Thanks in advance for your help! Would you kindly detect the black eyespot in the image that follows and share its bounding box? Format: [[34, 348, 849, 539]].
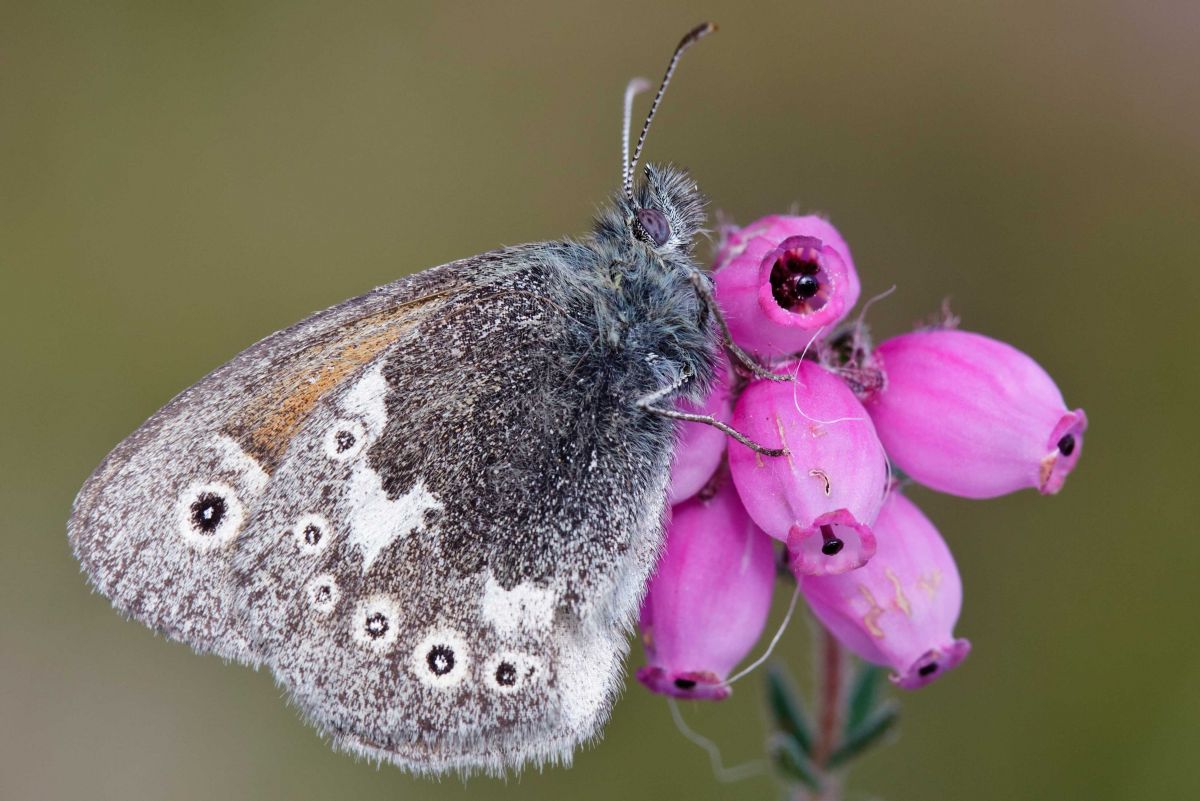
[[364, 612, 389, 640], [495, 661, 518, 687], [636, 208, 671, 246], [314, 584, 332, 603], [918, 662, 939, 677], [427, 645, 455, 676], [1057, 433, 1076, 457], [303, 523, 322, 546], [334, 429, 357, 453], [189, 492, 227, 534]]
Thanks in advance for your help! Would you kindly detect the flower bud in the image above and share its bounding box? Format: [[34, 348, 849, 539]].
[[728, 360, 888, 576], [714, 215, 861, 357], [801, 490, 970, 689], [637, 480, 776, 700], [864, 330, 1088, 499], [667, 355, 733, 505]]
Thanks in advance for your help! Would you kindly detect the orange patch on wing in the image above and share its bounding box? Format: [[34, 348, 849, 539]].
[[225, 295, 444, 471]]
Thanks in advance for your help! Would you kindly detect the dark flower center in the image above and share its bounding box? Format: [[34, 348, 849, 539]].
[[769, 244, 830, 313], [918, 662, 939, 677], [820, 524, 844, 556], [673, 678, 697, 690], [1057, 433, 1076, 457]]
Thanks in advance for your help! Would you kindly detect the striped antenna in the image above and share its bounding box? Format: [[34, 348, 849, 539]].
[[623, 22, 717, 203], [621, 77, 653, 199]]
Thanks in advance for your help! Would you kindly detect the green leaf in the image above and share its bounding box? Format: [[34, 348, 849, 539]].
[[770, 733, 822, 792], [766, 665, 814, 755], [828, 703, 899, 769], [844, 661, 886, 736]]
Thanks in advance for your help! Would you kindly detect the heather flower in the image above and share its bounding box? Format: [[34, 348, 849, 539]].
[[637, 479, 776, 700], [667, 354, 733, 505], [864, 330, 1087, 499], [728, 360, 887, 576], [714, 215, 861, 358], [801, 490, 970, 689]]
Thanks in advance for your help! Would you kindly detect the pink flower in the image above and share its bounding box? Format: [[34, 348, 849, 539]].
[[714, 215, 861, 358], [728, 360, 888, 576], [801, 490, 970, 689], [864, 330, 1087, 499], [667, 355, 733, 505], [637, 480, 776, 701]]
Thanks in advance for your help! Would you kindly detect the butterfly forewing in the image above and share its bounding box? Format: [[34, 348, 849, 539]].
[[67, 260, 468, 664]]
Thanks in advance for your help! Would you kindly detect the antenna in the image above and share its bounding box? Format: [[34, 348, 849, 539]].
[[621, 77, 652, 198], [623, 21, 717, 203]]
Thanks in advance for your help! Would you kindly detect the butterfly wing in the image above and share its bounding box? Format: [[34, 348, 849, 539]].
[[71, 242, 680, 774], [231, 243, 675, 773], [68, 257, 471, 663]]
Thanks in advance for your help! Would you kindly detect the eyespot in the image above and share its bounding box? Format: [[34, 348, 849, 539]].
[[323, 419, 367, 461], [495, 661, 517, 687], [635, 208, 671, 246], [292, 513, 332, 555], [305, 574, 340, 614], [176, 482, 245, 550], [427, 645, 455, 676], [484, 652, 543, 694], [351, 596, 400, 650], [411, 629, 469, 688]]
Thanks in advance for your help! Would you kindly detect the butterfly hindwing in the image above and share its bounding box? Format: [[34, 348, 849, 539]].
[[230, 243, 675, 773]]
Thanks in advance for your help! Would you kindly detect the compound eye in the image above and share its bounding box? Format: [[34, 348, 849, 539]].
[[636, 208, 671, 246]]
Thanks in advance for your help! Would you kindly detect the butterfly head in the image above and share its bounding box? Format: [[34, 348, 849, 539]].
[[623, 162, 706, 254], [599, 23, 715, 259]]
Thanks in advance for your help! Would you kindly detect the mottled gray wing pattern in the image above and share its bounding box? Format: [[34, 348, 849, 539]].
[[68, 258, 471, 664], [71, 242, 679, 774], [231, 244, 676, 774]]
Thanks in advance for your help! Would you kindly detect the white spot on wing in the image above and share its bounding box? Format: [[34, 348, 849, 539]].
[[214, 435, 268, 493], [555, 623, 620, 731], [346, 466, 441, 572], [481, 573, 557, 635], [340, 362, 388, 436]]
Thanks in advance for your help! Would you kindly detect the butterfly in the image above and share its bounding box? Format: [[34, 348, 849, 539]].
[[68, 23, 781, 776]]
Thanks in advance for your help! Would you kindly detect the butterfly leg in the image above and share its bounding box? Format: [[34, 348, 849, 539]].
[[687, 271, 789, 383], [640, 401, 787, 457], [635, 372, 787, 458]]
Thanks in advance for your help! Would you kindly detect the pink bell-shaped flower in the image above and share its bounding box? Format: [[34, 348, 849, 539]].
[[864, 330, 1087, 499], [637, 479, 776, 701], [800, 490, 970, 689], [667, 354, 734, 505], [728, 360, 888, 576], [714, 215, 861, 358]]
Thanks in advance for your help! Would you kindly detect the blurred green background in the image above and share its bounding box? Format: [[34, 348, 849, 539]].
[[3, 1, 1197, 799]]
